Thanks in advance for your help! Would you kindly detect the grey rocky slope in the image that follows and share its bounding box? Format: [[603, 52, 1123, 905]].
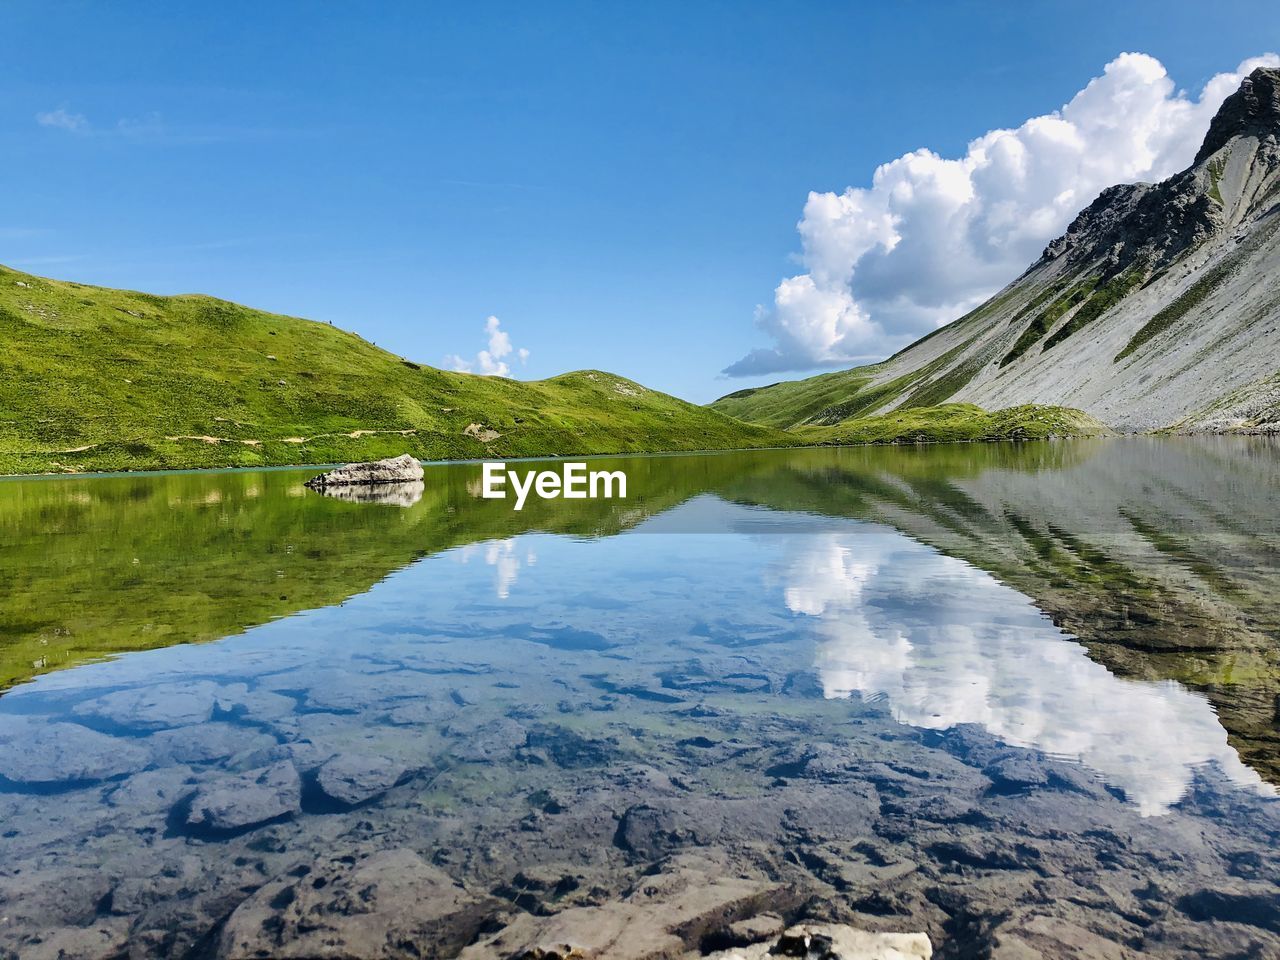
[[717, 68, 1280, 434]]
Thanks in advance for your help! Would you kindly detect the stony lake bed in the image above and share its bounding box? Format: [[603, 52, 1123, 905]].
[[0, 440, 1278, 959]]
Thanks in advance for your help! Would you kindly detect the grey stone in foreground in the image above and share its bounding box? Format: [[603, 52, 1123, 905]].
[[460, 853, 802, 960], [217, 848, 494, 959], [316, 753, 406, 805], [186, 761, 300, 832], [304, 453, 424, 488], [708, 923, 932, 960], [0, 720, 149, 784], [0, 865, 128, 960]]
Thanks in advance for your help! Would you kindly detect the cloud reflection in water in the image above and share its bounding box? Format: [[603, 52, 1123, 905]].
[[782, 531, 1272, 816]]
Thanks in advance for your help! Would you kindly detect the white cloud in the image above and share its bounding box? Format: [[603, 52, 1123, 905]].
[[36, 107, 89, 133], [444, 315, 530, 377], [725, 52, 1280, 377], [114, 111, 165, 136]]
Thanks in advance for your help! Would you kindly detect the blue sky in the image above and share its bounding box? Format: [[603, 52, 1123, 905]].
[[4, 1, 1279, 402]]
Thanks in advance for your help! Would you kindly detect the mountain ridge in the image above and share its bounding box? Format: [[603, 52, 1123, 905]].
[[1, 262, 1108, 475], [713, 68, 1280, 435], [0, 263, 797, 474]]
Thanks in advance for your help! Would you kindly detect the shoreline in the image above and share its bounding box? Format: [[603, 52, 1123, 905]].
[[0, 431, 1125, 481], [5, 426, 1272, 482]]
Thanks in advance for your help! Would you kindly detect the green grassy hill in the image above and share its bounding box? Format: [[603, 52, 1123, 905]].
[[712, 366, 885, 429], [710, 348, 1110, 445], [0, 264, 794, 474], [0, 263, 1108, 475], [794, 403, 1110, 445], [708, 324, 997, 430]]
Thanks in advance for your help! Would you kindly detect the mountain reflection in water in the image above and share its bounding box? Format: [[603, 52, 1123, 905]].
[[1, 437, 1278, 788], [782, 530, 1270, 815]]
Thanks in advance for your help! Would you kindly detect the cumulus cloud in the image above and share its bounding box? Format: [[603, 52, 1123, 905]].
[[36, 107, 89, 133], [444, 315, 530, 377], [725, 52, 1280, 377]]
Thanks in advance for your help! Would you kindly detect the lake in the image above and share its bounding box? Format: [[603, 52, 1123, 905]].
[[1, 438, 1278, 959]]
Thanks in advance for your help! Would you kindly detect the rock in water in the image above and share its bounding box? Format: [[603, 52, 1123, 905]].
[[72, 680, 223, 731], [148, 722, 278, 765], [304, 453, 423, 489], [710, 922, 932, 959], [460, 853, 803, 959], [217, 849, 495, 959], [0, 718, 149, 785], [316, 753, 406, 805], [185, 762, 301, 832]]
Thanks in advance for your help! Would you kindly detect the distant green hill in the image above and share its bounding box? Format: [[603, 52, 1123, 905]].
[[711, 345, 1109, 443], [0, 263, 1108, 475], [0, 263, 794, 474], [710, 356, 942, 429]]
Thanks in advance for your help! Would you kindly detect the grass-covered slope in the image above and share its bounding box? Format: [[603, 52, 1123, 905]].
[[796, 403, 1111, 445], [712, 366, 885, 429], [0, 264, 793, 474], [709, 297, 1015, 431]]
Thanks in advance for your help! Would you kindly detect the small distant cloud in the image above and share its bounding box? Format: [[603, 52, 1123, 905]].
[[35, 107, 168, 138], [36, 108, 88, 133], [31, 107, 316, 145], [445, 316, 530, 377], [114, 111, 165, 136]]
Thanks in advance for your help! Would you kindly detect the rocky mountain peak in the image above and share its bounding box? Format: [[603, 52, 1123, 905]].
[[1037, 69, 1280, 273], [1037, 169, 1218, 273], [1194, 66, 1280, 164]]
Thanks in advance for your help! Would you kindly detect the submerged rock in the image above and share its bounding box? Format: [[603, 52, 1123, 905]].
[[727, 913, 787, 944], [304, 454, 424, 489], [460, 853, 801, 959], [107, 765, 197, 812], [149, 722, 277, 765], [0, 719, 149, 785], [185, 761, 300, 832], [708, 922, 932, 960], [316, 753, 406, 805], [72, 680, 223, 731], [449, 717, 529, 763], [217, 848, 494, 959]]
